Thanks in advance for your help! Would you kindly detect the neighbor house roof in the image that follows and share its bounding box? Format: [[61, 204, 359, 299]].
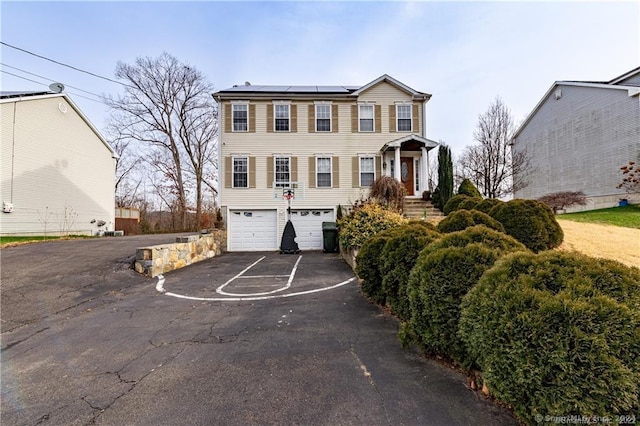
[[213, 74, 431, 101], [512, 67, 640, 140], [0, 91, 117, 158]]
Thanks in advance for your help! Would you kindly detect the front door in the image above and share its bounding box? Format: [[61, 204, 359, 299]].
[[400, 157, 414, 195]]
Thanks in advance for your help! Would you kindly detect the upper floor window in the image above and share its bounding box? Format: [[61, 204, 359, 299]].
[[316, 157, 332, 187], [397, 104, 412, 132], [359, 104, 374, 132], [316, 105, 331, 132], [232, 104, 248, 132], [233, 156, 248, 188], [275, 104, 290, 132], [360, 156, 375, 186], [275, 156, 291, 187]]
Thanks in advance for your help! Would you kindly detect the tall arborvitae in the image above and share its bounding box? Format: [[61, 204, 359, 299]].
[[437, 144, 454, 209]]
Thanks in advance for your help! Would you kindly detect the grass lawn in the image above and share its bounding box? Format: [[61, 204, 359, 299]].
[[0, 235, 93, 247], [558, 204, 640, 229]]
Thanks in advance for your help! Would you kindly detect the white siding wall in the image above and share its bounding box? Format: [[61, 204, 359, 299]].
[[219, 81, 424, 245], [513, 85, 640, 209], [0, 96, 115, 235]]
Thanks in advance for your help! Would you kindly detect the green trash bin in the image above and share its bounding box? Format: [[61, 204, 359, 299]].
[[322, 221, 338, 253]]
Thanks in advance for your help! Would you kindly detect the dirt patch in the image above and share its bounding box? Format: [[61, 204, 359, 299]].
[[556, 219, 640, 268]]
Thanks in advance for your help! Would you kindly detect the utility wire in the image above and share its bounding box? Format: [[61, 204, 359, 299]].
[[1, 70, 106, 104], [1, 62, 104, 98], [1, 41, 131, 88]]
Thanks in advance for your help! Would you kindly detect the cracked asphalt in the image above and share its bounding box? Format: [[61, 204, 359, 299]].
[[1, 235, 517, 425]]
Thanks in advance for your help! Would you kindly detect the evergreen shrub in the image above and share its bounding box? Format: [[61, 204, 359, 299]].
[[437, 209, 504, 234], [355, 227, 404, 304], [457, 178, 482, 198], [443, 194, 473, 215], [489, 199, 563, 252], [337, 201, 406, 250], [406, 227, 526, 364], [380, 226, 440, 320], [459, 251, 640, 422], [473, 198, 504, 214]]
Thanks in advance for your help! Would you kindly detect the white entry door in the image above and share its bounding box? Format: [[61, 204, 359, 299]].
[[228, 210, 278, 251], [290, 209, 334, 250]]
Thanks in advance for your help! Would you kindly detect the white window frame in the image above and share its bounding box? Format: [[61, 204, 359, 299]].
[[315, 104, 331, 132], [358, 104, 374, 132], [232, 103, 249, 132], [274, 103, 290, 132], [359, 155, 376, 187], [274, 156, 291, 188], [232, 156, 249, 188], [396, 104, 412, 132], [316, 156, 332, 188]]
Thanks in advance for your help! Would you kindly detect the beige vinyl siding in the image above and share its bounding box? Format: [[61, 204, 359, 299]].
[[219, 81, 424, 210], [0, 96, 115, 235]]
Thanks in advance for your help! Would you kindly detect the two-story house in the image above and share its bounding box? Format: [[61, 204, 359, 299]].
[[512, 66, 640, 211], [213, 75, 438, 251]]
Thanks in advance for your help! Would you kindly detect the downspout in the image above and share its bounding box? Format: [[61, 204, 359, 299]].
[[10, 99, 19, 203]]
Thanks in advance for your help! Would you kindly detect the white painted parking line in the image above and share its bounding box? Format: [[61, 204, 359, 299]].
[[216, 255, 302, 297], [156, 277, 356, 302], [154, 254, 356, 301]]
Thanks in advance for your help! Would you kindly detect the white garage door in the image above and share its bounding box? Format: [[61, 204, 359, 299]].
[[290, 209, 335, 250], [229, 210, 278, 251]]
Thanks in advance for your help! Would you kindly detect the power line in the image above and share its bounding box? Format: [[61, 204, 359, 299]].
[[1, 62, 104, 98], [1, 70, 107, 105], [1, 41, 131, 88]]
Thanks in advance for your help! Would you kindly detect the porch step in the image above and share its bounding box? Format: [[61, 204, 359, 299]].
[[403, 198, 443, 220]]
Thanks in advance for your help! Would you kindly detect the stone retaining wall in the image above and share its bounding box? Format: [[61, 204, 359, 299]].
[[134, 231, 226, 278]]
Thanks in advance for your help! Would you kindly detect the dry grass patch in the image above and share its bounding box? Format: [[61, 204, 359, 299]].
[[556, 219, 640, 268]]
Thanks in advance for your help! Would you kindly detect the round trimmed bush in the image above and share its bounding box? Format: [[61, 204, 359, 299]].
[[338, 202, 406, 250], [406, 227, 526, 364], [355, 226, 405, 304], [437, 209, 504, 234], [443, 194, 474, 215], [380, 226, 440, 320], [457, 178, 482, 198], [457, 197, 481, 211], [459, 251, 640, 422], [473, 198, 504, 214], [489, 199, 563, 252]]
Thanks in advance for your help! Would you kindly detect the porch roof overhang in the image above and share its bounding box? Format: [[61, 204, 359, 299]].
[[380, 134, 439, 153]]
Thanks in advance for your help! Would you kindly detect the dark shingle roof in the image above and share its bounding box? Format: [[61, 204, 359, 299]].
[[0, 91, 53, 99]]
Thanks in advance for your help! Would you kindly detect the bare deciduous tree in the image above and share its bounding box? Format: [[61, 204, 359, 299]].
[[106, 52, 218, 230], [458, 97, 531, 199]]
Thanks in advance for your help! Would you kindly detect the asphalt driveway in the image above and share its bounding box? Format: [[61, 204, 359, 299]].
[[1, 235, 517, 425]]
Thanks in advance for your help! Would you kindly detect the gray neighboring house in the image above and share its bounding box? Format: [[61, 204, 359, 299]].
[[512, 67, 640, 211]]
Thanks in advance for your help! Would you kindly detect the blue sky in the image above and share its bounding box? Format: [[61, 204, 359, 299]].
[[2, 1, 638, 157]]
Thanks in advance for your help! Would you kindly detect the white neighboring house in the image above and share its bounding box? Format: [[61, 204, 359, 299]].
[[512, 67, 640, 211], [1, 91, 117, 236], [213, 75, 438, 251]]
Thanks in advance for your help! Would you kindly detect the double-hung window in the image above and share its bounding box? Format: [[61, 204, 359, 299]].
[[397, 104, 412, 132], [316, 105, 331, 132], [275, 104, 290, 132], [360, 156, 375, 186], [359, 104, 374, 132], [233, 157, 248, 188], [316, 157, 332, 187], [275, 157, 291, 187], [232, 104, 248, 132]]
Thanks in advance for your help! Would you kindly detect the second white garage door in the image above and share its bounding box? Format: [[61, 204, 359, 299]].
[[228, 210, 278, 251], [290, 209, 335, 250]]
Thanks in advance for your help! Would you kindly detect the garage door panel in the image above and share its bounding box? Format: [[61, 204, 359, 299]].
[[229, 210, 277, 251], [290, 209, 334, 250]]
